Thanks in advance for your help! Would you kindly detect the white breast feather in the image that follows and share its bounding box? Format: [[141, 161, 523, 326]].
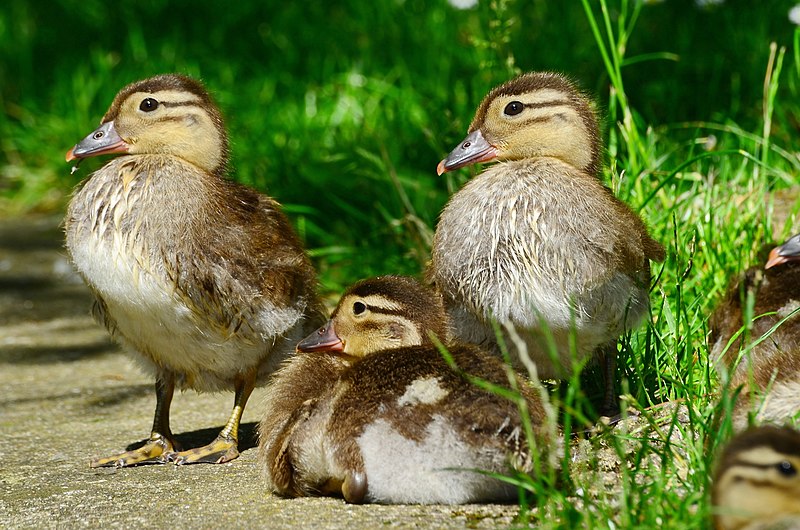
[[356, 416, 516, 504]]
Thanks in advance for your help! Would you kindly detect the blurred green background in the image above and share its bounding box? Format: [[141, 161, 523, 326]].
[[1, 0, 798, 296]]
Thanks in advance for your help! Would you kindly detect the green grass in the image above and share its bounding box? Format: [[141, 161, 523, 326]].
[[3, 0, 800, 527]]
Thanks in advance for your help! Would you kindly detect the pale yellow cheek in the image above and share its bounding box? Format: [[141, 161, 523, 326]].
[[343, 335, 375, 357]]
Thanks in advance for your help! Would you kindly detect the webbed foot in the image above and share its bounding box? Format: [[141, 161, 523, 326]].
[[167, 435, 239, 465], [90, 433, 179, 468]]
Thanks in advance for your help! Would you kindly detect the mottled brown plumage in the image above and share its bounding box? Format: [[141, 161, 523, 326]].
[[428, 72, 664, 411], [712, 425, 800, 530], [257, 275, 549, 504], [64, 74, 324, 467], [709, 234, 800, 428]]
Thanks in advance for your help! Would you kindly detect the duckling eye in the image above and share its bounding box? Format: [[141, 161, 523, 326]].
[[504, 101, 524, 116], [139, 98, 159, 112], [777, 461, 797, 477], [352, 301, 367, 316]]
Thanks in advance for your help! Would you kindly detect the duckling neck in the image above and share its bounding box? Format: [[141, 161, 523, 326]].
[[471, 158, 600, 201], [68, 154, 216, 243], [492, 156, 596, 177]]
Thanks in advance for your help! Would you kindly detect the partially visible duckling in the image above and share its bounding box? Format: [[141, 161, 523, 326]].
[[709, 234, 800, 428], [428, 72, 664, 412], [712, 425, 800, 530], [257, 275, 549, 504]]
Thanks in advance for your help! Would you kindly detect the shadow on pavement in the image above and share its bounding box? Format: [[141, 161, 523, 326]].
[[122, 422, 259, 454], [0, 341, 117, 364]]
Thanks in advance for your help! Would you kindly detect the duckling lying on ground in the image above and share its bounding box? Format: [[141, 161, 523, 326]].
[[712, 425, 800, 530], [709, 234, 800, 429], [428, 72, 665, 412], [258, 275, 550, 504], [65, 74, 324, 467]]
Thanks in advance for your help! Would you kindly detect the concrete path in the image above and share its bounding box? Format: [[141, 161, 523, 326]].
[[0, 215, 520, 529]]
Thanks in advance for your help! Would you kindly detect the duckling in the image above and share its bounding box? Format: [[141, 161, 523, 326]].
[[712, 425, 800, 530], [257, 275, 549, 504], [709, 234, 800, 428], [428, 72, 665, 411], [64, 74, 324, 467]]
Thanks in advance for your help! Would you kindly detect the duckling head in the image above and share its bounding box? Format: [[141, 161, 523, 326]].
[[766, 233, 800, 269], [437, 72, 601, 178], [713, 425, 800, 530], [296, 276, 449, 359], [66, 73, 229, 176]]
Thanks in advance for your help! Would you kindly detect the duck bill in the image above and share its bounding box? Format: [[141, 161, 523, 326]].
[[766, 239, 800, 269], [65, 121, 130, 162], [296, 320, 345, 353], [766, 248, 788, 269], [436, 129, 499, 175]]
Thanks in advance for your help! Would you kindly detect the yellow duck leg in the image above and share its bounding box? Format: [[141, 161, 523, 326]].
[[90, 374, 179, 468], [168, 368, 257, 465]]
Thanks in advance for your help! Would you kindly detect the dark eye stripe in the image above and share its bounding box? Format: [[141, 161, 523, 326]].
[[150, 106, 207, 124], [362, 305, 407, 317], [159, 100, 202, 108], [154, 116, 189, 124], [521, 99, 571, 109], [358, 320, 382, 331]]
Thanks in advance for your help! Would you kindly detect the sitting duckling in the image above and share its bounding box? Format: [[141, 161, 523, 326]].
[[712, 425, 800, 530], [428, 72, 665, 411], [709, 234, 800, 428], [258, 275, 550, 504], [64, 74, 324, 467]]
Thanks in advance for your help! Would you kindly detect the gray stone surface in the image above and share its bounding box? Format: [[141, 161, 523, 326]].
[[0, 215, 521, 529]]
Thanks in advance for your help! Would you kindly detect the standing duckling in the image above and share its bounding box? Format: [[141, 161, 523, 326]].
[[710, 234, 800, 428], [428, 72, 665, 410], [712, 425, 800, 530], [258, 276, 549, 504], [65, 74, 324, 467]]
